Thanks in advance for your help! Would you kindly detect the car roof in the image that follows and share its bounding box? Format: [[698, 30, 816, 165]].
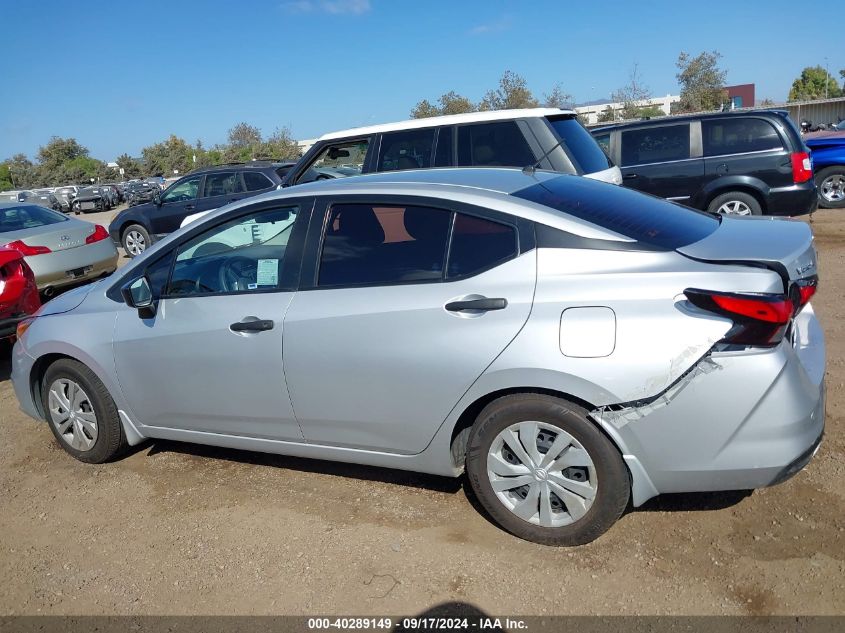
[[591, 109, 791, 132], [187, 161, 295, 175], [318, 108, 576, 141]]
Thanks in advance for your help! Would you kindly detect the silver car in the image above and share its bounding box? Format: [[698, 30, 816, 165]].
[[10, 169, 825, 545], [0, 202, 118, 295]]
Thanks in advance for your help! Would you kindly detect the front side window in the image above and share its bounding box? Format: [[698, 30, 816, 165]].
[[702, 118, 783, 156], [620, 124, 690, 166], [457, 121, 535, 167], [296, 140, 369, 184], [161, 175, 202, 203], [243, 171, 273, 191], [203, 172, 245, 198], [318, 204, 450, 286], [166, 206, 298, 296], [0, 204, 67, 232], [378, 129, 435, 171]]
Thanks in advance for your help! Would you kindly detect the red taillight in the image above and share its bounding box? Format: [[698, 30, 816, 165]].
[[3, 239, 51, 256], [86, 224, 109, 244], [685, 288, 792, 347], [790, 151, 812, 184]]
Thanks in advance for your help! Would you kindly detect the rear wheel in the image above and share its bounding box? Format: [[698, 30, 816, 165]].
[[42, 359, 126, 464], [815, 166, 845, 209], [465, 394, 630, 546], [122, 224, 150, 258], [708, 191, 762, 216]]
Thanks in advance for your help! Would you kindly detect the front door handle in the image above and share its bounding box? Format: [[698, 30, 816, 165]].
[[445, 298, 507, 312], [230, 318, 274, 332], [229, 197, 242, 203], [623, 173, 638, 180], [184, 204, 195, 211]]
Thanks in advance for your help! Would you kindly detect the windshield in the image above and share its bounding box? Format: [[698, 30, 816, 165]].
[[547, 116, 614, 174], [512, 174, 719, 250], [0, 204, 68, 233]]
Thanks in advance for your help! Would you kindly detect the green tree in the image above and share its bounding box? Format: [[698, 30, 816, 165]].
[[141, 135, 193, 176], [479, 70, 539, 111], [227, 122, 263, 148], [612, 64, 652, 120], [635, 105, 665, 118], [675, 51, 727, 113], [59, 156, 108, 185], [116, 153, 144, 179], [36, 137, 88, 175], [543, 84, 573, 109], [410, 92, 475, 119], [5, 154, 38, 189], [788, 66, 843, 101], [0, 163, 13, 191], [597, 105, 616, 123], [410, 99, 440, 119], [257, 126, 301, 160]]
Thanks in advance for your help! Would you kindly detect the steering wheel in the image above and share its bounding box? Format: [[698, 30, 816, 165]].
[[218, 256, 258, 292]]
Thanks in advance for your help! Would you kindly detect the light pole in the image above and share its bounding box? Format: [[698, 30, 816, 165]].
[[825, 57, 829, 99]]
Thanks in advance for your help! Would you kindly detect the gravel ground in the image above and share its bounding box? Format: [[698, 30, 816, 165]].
[[0, 208, 842, 616]]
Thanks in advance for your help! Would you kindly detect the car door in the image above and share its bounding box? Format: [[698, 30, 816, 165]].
[[618, 122, 704, 202], [194, 171, 247, 215], [148, 174, 204, 235], [112, 200, 308, 440], [283, 197, 536, 454]]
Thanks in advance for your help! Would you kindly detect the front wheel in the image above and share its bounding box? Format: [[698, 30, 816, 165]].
[[42, 359, 127, 464], [707, 191, 762, 216], [815, 166, 845, 209], [122, 224, 150, 258], [465, 394, 630, 546]]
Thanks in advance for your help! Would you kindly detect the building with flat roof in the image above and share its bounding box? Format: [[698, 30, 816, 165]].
[[575, 94, 680, 125]]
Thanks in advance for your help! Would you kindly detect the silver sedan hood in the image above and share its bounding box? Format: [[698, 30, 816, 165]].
[[677, 216, 816, 283]]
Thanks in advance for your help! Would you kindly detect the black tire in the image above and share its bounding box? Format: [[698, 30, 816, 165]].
[[41, 358, 127, 464], [465, 394, 630, 546], [121, 224, 151, 258], [815, 166, 845, 209], [707, 191, 762, 216]]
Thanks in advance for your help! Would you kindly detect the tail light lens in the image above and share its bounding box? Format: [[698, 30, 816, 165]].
[[685, 288, 793, 347], [791, 151, 812, 183], [86, 224, 109, 244], [3, 239, 51, 256]]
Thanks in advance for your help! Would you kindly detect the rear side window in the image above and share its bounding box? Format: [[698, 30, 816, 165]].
[[620, 124, 690, 166], [318, 204, 451, 286], [243, 171, 273, 191], [457, 121, 535, 167], [378, 129, 435, 171], [547, 117, 613, 173], [512, 175, 718, 250], [702, 118, 784, 156], [434, 127, 453, 167], [203, 172, 245, 197], [447, 214, 517, 279]]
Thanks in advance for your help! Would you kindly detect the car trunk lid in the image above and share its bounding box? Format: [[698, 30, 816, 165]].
[[676, 216, 816, 286], [6, 222, 96, 253]]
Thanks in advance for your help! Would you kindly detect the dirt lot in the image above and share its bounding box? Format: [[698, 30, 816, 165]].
[[0, 209, 843, 616]]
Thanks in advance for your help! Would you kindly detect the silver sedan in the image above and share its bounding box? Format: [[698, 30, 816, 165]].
[[10, 169, 825, 545], [0, 202, 118, 294]]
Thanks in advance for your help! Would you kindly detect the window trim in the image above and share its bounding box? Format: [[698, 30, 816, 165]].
[[300, 194, 527, 292]]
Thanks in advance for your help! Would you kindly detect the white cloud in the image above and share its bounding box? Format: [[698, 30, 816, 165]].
[[282, 0, 371, 14]]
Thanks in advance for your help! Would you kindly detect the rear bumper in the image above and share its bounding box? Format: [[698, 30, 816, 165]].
[[613, 304, 825, 499], [26, 240, 119, 290], [766, 181, 818, 216]]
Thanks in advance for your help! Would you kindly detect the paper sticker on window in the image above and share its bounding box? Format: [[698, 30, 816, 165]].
[[256, 259, 279, 286]]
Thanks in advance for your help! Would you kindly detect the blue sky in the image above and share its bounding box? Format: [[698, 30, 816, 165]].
[[1, 0, 841, 161]]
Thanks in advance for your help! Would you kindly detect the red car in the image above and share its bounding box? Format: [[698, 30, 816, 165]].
[[0, 247, 40, 341]]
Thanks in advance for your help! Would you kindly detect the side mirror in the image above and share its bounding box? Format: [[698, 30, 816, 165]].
[[153, 192, 162, 206], [121, 277, 156, 318]]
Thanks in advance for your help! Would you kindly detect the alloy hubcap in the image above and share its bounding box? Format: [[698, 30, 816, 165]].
[[486, 421, 597, 528], [821, 175, 845, 203], [125, 231, 146, 255], [717, 200, 752, 215], [48, 379, 98, 451]]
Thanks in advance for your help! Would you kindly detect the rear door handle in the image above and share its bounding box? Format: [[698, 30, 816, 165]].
[[230, 318, 274, 332], [623, 173, 638, 180], [445, 298, 507, 312], [229, 197, 242, 203]]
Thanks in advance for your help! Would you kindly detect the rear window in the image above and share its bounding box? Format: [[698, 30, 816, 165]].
[[512, 175, 718, 250], [702, 118, 783, 156], [547, 116, 613, 173], [0, 204, 68, 233]]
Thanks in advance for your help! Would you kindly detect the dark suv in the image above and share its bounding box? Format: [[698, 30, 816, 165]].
[[591, 110, 817, 216], [109, 162, 294, 257]]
